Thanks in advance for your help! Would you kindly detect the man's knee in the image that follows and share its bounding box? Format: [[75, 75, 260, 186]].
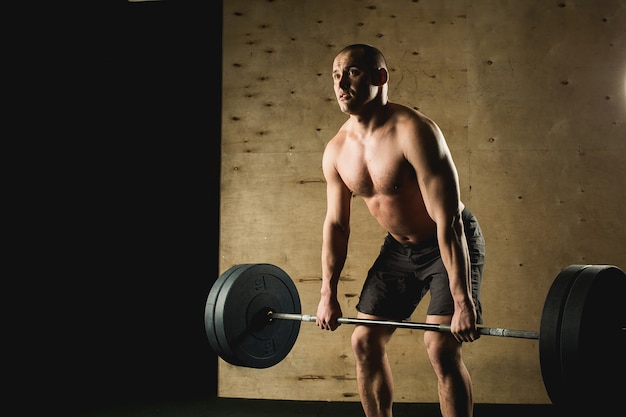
[[424, 332, 462, 370], [351, 326, 393, 361]]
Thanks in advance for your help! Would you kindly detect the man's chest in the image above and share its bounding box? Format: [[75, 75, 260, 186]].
[[337, 144, 415, 197]]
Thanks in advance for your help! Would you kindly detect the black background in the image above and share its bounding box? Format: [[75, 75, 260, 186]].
[[22, 2, 222, 415]]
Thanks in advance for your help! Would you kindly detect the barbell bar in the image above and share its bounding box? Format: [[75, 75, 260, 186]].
[[268, 312, 540, 339], [205, 262, 626, 410]]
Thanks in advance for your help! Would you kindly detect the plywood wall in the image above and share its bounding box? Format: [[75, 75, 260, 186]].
[[218, 0, 626, 404]]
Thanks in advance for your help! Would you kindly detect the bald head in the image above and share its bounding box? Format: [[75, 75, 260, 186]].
[[332, 44, 390, 112], [337, 44, 388, 73]]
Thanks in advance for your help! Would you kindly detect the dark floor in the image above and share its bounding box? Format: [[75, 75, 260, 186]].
[[72, 397, 560, 417]]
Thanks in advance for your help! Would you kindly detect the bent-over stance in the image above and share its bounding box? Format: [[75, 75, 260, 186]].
[[315, 44, 486, 417]]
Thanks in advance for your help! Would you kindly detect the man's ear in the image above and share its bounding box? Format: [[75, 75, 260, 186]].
[[372, 67, 388, 86]]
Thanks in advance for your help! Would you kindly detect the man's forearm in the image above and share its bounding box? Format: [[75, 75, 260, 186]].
[[438, 218, 472, 302], [321, 223, 349, 295]]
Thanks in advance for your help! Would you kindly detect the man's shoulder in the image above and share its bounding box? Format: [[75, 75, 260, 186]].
[[390, 102, 432, 121], [389, 103, 437, 135], [327, 121, 350, 145]]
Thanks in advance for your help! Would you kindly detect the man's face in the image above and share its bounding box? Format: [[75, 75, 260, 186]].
[[332, 51, 376, 114]]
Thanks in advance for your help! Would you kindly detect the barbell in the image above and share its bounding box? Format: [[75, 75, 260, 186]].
[[205, 263, 625, 409]]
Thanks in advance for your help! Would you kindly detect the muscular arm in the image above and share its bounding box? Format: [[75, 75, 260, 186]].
[[405, 116, 478, 342], [317, 141, 352, 331]]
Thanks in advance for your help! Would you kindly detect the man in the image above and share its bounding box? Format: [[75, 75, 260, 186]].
[[315, 44, 486, 417]]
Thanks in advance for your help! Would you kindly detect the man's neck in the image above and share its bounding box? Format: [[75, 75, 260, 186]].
[[350, 100, 392, 135]]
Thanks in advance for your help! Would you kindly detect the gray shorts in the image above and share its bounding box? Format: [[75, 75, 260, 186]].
[[355, 208, 485, 323]]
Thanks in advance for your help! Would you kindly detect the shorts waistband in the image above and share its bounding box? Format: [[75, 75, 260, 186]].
[[383, 207, 473, 256], [383, 233, 438, 256]]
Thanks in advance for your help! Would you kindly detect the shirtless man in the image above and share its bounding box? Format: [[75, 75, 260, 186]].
[[315, 44, 486, 417]]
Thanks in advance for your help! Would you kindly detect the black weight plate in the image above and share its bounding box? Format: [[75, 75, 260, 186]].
[[558, 264, 626, 411], [539, 264, 586, 406], [213, 263, 301, 368], [205, 264, 249, 365]]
